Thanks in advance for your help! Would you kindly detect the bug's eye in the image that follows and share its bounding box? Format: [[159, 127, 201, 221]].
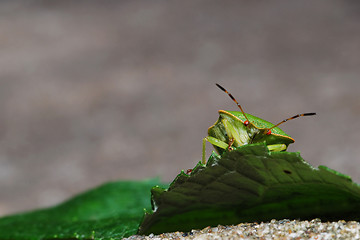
[[244, 120, 249, 126], [266, 129, 271, 135]]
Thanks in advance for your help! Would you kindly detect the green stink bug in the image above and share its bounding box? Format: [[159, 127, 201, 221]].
[[202, 84, 315, 163]]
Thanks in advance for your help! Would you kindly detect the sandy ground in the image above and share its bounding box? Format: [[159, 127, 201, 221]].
[[125, 219, 360, 240], [1, 1, 360, 216]]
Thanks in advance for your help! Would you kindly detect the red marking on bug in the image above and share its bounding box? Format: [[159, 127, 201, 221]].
[[244, 120, 249, 126], [186, 169, 192, 174], [266, 129, 272, 135]]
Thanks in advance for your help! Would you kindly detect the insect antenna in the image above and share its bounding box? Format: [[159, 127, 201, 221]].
[[267, 112, 316, 134], [216, 83, 250, 125]]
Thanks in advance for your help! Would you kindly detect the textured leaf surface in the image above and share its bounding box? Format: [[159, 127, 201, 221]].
[[139, 143, 360, 234], [0, 179, 165, 240]]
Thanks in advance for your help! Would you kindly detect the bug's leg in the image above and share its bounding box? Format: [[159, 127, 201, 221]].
[[267, 144, 287, 152], [206, 137, 228, 149], [201, 136, 229, 164], [202, 137, 228, 164], [202, 138, 206, 164], [228, 138, 235, 151]]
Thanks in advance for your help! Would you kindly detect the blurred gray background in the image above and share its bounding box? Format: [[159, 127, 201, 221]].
[[1, 0, 360, 216]]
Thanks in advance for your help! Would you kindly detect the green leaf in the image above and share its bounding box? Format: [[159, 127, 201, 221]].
[[138, 143, 360, 234], [0, 179, 165, 240], [3, 143, 360, 238]]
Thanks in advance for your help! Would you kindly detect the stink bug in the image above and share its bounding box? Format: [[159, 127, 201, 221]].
[[202, 83, 316, 163]]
